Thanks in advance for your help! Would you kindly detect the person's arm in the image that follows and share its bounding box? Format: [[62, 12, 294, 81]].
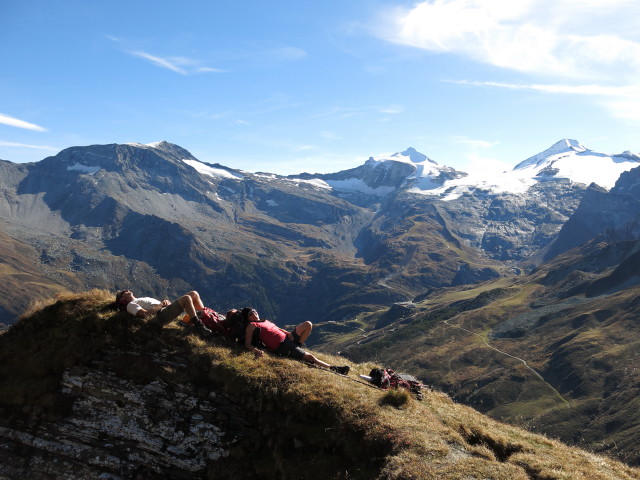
[[132, 299, 168, 318], [127, 302, 148, 318], [140, 303, 167, 317], [245, 324, 263, 357], [277, 326, 294, 340]]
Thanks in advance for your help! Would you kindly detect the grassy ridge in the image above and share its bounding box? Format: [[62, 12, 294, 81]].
[[1, 291, 639, 479]]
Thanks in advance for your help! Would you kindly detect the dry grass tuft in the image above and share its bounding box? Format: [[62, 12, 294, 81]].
[[379, 389, 412, 409]]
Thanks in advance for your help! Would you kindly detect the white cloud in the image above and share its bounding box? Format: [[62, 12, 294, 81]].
[[0, 113, 47, 132], [320, 130, 341, 140], [0, 141, 57, 150], [451, 80, 640, 121], [379, 105, 404, 114], [315, 104, 404, 119], [450, 80, 640, 97], [271, 46, 307, 60], [385, 0, 640, 80], [293, 144, 316, 151], [129, 51, 187, 74], [127, 50, 223, 75], [600, 98, 640, 121], [451, 135, 499, 149]]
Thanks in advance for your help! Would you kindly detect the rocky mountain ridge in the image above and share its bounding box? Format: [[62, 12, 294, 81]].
[[1, 139, 639, 328]]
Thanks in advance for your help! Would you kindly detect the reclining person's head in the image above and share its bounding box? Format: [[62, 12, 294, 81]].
[[115, 289, 133, 310], [241, 307, 261, 323]]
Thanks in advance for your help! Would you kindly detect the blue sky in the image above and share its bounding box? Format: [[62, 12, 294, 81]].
[[3, 0, 640, 175]]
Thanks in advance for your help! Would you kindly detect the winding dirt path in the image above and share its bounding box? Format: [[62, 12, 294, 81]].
[[442, 316, 571, 408]]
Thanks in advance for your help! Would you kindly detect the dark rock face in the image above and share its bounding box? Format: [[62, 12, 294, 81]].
[[0, 349, 247, 480], [434, 180, 588, 261], [547, 166, 640, 261]]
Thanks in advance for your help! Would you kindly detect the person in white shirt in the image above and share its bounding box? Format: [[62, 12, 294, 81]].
[[115, 289, 211, 335]]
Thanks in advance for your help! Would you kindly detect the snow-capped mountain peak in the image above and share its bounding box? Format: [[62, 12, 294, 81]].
[[297, 148, 467, 198], [513, 138, 587, 170], [509, 139, 639, 188], [392, 147, 436, 165]]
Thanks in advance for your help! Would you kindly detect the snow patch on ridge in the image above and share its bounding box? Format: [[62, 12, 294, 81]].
[[289, 178, 332, 189], [182, 159, 243, 180]]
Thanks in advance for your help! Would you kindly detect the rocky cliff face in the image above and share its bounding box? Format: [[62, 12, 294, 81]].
[[0, 351, 244, 479], [548, 165, 640, 260]]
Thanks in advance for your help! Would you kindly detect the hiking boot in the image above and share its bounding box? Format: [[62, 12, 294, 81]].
[[192, 317, 212, 337], [330, 365, 350, 375]]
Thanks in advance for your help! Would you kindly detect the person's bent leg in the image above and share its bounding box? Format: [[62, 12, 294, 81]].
[[177, 294, 197, 318], [186, 291, 204, 311], [293, 321, 313, 345], [178, 293, 211, 336]]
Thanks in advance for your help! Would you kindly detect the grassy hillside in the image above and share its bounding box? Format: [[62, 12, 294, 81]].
[[0, 229, 73, 329], [1, 291, 639, 479], [328, 263, 640, 467]]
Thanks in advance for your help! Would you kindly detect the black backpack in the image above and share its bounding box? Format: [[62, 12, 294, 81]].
[[224, 309, 248, 344]]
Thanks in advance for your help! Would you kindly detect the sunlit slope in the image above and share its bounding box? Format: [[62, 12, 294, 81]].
[[1, 291, 638, 479]]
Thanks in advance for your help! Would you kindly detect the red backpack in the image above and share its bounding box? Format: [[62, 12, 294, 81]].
[[183, 308, 232, 337], [369, 368, 425, 399]]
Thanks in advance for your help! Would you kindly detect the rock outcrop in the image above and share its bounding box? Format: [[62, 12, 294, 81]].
[[0, 348, 244, 479]]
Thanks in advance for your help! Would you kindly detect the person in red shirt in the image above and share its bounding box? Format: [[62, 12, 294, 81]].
[[242, 307, 349, 375]]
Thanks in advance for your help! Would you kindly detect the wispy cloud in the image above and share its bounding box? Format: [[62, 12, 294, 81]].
[[379, 105, 404, 114], [270, 46, 307, 61], [450, 80, 640, 98], [127, 50, 224, 75], [320, 130, 341, 140], [0, 141, 57, 150], [384, 0, 640, 81], [0, 113, 47, 131], [451, 135, 499, 149], [451, 80, 640, 121], [293, 144, 316, 151], [315, 104, 405, 119]]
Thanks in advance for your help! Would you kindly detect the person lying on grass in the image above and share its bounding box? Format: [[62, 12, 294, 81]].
[[115, 289, 212, 336], [242, 307, 349, 375]]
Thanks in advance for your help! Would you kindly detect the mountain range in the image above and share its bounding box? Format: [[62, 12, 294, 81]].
[[2, 138, 640, 467], [2, 138, 637, 328]]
